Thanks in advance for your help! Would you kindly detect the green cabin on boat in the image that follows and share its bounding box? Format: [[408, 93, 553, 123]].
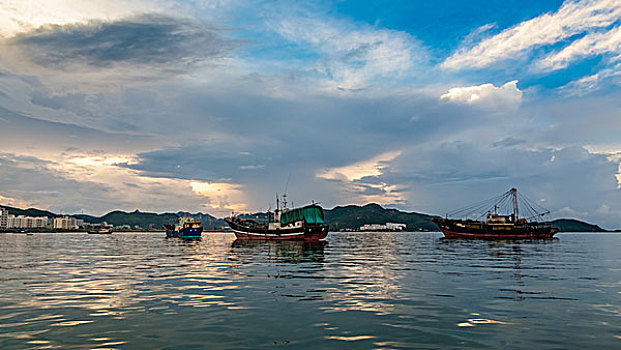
[[279, 205, 325, 226]]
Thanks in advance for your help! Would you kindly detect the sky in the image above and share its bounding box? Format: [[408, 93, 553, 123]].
[[1, 0, 621, 228]]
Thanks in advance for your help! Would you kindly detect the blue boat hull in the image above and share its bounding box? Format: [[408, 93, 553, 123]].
[[166, 227, 203, 239]]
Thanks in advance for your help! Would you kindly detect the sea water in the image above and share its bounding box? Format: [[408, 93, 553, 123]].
[[0, 232, 619, 349]]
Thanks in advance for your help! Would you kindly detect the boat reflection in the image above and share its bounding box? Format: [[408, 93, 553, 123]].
[[230, 239, 327, 263]]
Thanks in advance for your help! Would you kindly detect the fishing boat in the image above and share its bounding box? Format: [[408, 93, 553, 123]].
[[433, 188, 558, 239], [164, 217, 203, 239], [87, 228, 113, 234], [225, 196, 329, 241]]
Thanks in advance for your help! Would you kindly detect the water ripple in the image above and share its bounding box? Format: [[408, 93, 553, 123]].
[[0, 232, 620, 349]]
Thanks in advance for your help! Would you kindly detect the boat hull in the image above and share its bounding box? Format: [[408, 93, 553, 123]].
[[434, 218, 558, 239], [87, 229, 113, 234], [439, 228, 557, 239], [225, 219, 328, 241]]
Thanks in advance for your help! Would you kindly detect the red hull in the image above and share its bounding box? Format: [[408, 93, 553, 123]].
[[440, 228, 556, 239], [233, 230, 328, 241]]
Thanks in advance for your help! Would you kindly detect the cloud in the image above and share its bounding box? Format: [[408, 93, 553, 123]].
[[0, 105, 159, 156], [190, 181, 247, 212], [442, 0, 621, 70], [272, 15, 426, 90], [440, 80, 522, 111], [0, 150, 248, 217], [558, 61, 621, 94], [381, 143, 621, 228], [315, 151, 406, 205], [5, 15, 233, 70], [0, 194, 30, 208], [492, 137, 527, 148], [317, 151, 402, 182], [0, 0, 158, 38], [538, 25, 621, 71]]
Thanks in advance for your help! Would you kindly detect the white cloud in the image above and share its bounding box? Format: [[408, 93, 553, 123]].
[[559, 61, 621, 94], [190, 181, 248, 213], [538, 25, 621, 71], [316, 151, 406, 206], [317, 151, 401, 182], [0, 0, 162, 38], [440, 80, 522, 111], [442, 0, 621, 70], [273, 16, 423, 90], [0, 150, 249, 216]]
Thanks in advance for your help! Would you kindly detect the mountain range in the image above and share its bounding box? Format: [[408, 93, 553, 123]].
[[2, 203, 610, 232]]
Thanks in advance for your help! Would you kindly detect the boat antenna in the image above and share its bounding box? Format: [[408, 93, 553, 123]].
[[284, 173, 291, 195], [282, 173, 291, 209]]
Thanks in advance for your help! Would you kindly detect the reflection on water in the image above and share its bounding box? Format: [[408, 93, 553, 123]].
[[0, 232, 620, 349], [230, 239, 327, 263]]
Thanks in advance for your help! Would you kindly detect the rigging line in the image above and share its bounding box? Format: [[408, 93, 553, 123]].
[[463, 195, 509, 218], [447, 193, 506, 216], [517, 192, 550, 221], [519, 192, 543, 217], [519, 191, 549, 212], [475, 195, 509, 219], [449, 193, 506, 213], [456, 199, 500, 218]]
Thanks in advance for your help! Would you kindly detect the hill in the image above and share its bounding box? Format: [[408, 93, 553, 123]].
[[75, 210, 228, 230], [325, 203, 438, 231], [2, 204, 612, 232], [4, 206, 60, 218], [550, 219, 606, 232], [75, 210, 179, 229]]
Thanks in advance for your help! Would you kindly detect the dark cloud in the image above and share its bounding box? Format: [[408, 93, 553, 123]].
[[0, 153, 114, 212], [9, 15, 233, 69], [381, 143, 621, 228], [493, 137, 526, 148], [0, 106, 159, 154]]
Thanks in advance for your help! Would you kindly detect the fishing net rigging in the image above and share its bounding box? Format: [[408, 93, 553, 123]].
[[445, 188, 551, 222]]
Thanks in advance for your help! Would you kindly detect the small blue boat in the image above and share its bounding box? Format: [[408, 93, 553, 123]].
[[164, 217, 203, 239]]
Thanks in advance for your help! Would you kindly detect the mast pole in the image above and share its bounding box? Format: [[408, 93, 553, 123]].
[[511, 188, 519, 221]]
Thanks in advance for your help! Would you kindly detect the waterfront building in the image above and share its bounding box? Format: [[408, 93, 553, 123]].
[[386, 222, 406, 230], [7, 214, 50, 229], [53, 216, 82, 229], [360, 223, 387, 231], [70, 217, 84, 228], [359, 222, 407, 231], [0, 207, 8, 229]]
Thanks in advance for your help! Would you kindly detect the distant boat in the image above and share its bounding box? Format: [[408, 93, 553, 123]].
[[87, 228, 113, 234], [225, 196, 329, 241], [164, 217, 203, 239], [433, 188, 558, 239]]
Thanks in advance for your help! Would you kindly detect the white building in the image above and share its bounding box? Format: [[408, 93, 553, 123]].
[[386, 222, 407, 231], [7, 214, 49, 229], [70, 217, 84, 228], [53, 216, 82, 229], [0, 207, 8, 229], [360, 224, 387, 231], [360, 222, 407, 231]]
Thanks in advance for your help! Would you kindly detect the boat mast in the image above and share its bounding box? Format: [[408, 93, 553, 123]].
[[511, 188, 519, 221]]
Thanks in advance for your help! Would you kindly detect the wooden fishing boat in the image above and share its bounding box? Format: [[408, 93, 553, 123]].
[[87, 228, 113, 234], [225, 196, 328, 241], [433, 188, 558, 239]]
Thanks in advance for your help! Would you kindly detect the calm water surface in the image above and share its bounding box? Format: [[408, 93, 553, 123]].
[[1, 232, 620, 349]]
